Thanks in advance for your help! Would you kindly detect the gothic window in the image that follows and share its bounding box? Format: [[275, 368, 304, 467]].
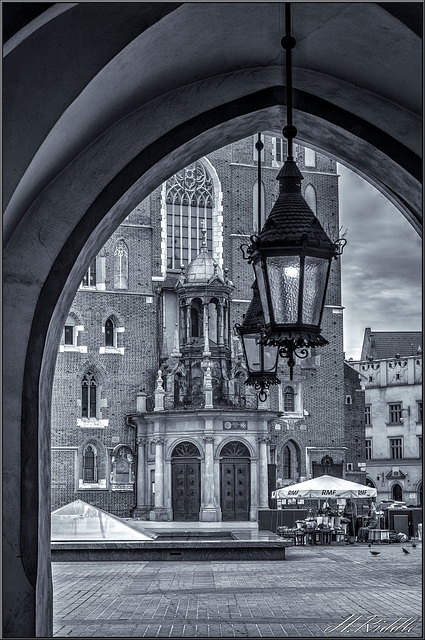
[[105, 318, 114, 347], [282, 445, 291, 479], [83, 444, 97, 482], [253, 180, 266, 231], [304, 184, 317, 215], [283, 386, 295, 412], [81, 371, 97, 418], [82, 259, 96, 287], [64, 315, 76, 346], [114, 241, 128, 289], [166, 161, 213, 270]]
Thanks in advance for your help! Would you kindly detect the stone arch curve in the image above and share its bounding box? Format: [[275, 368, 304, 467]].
[[217, 439, 254, 459], [2, 2, 422, 635], [167, 439, 204, 461]]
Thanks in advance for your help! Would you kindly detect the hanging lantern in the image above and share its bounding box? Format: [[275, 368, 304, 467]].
[[242, 4, 345, 379], [235, 281, 280, 402], [249, 159, 340, 345]]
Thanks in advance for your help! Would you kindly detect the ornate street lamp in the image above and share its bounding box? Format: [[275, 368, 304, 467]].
[[236, 280, 280, 402], [236, 133, 281, 402], [244, 4, 345, 379]]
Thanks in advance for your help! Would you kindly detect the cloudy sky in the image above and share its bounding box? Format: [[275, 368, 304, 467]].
[[337, 164, 422, 360]]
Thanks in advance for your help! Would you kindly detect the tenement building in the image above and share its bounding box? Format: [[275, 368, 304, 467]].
[[348, 329, 422, 507], [51, 135, 365, 520]]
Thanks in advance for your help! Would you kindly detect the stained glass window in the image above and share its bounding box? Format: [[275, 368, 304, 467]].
[[166, 161, 213, 269]]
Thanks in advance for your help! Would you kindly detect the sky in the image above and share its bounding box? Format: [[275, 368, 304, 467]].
[[337, 164, 422, 361]]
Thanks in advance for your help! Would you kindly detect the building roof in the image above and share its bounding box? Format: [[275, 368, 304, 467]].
[[360, 328, 422, 360]]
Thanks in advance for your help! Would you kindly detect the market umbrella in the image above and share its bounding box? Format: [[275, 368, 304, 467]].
[[271, 475, 377, 499]]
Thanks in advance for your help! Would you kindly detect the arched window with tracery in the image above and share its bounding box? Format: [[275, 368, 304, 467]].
[[83, 444, 97, 482], [114, 241, 128, 289], [81, 371, 97, 418], [166, 161, 213, 270], [283, 386, 295, 412]]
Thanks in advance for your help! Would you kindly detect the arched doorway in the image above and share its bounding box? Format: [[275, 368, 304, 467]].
[[392, 483, 403, 502], [366, 477, 376, 489], [220, 441, 250, 521], [171, 442, 201, 521], [417, 482, 422, 507]]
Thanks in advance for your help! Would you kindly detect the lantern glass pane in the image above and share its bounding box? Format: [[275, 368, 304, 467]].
[[266, 256, 300, 323], [243, 333, 261, 372], [263, 344, 279, 373], [253, 264, 270, 325], [302, 256, 329, 324]]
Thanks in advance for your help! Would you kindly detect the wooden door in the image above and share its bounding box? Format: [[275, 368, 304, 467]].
[[172, 460, 200, 521], [221, 459, 250, 521]]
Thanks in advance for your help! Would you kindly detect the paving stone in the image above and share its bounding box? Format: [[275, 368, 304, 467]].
[[53, 543, 422, 637]]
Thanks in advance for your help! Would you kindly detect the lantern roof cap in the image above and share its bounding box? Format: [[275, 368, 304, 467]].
[[256, 191, 335, 251], [240, 281, 264, 333]]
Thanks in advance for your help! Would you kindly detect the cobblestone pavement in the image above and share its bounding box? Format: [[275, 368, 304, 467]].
[[53, 542, 422, 638]]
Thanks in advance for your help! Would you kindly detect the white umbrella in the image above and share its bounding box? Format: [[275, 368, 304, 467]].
[[271, 475, 377, 499]]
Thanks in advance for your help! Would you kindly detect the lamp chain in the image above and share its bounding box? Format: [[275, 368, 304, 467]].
[[281, 3, 297, 160]]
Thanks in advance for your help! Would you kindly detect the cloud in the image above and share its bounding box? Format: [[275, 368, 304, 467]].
[[338, 164, 422, 359]]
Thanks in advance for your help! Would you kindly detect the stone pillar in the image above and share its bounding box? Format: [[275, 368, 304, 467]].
[[217, 301, 224, 345], [258, 436, 270, 508], [179, 303, 185, 346], [150, 437, 171, 520], [186, 301, 191, 342], [203, 301, 211, 356], [200, 433, 220, 521], [133, 437, 150, 518]]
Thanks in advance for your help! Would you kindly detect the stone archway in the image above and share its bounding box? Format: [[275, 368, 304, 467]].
[[2, 3, 422, 636]]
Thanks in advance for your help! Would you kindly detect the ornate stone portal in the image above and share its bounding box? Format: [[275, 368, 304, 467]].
[[127, 239, 278, 522]]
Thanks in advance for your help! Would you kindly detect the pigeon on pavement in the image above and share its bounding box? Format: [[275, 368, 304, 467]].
[[369, 550, 380, 556]]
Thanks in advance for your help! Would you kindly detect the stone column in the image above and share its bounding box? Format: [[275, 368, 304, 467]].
[[217, 301, 224, 345], [179, 303, 185, 346], [202, 301, 211, 356], [150, 437, 171, 520], [258, 436, 270, 508], [186, 301, 191, 342], [200, 435, 220, 521], [133, 437, 149, 518]]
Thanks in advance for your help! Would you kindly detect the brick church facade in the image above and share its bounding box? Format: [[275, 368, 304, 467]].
[[51, 135, 365, 519]]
